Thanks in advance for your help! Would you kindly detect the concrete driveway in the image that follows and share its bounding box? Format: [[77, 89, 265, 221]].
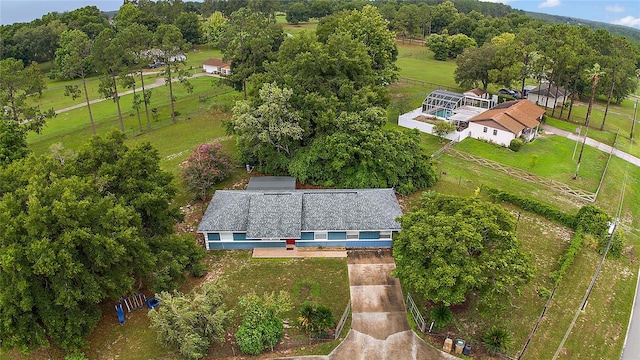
[[279, 249, 457, 360]]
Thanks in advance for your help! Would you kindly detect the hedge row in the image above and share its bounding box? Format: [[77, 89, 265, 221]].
[[551, 231, 584, 285], [485, 188, 576, 229], [486, 188, 613, 285]]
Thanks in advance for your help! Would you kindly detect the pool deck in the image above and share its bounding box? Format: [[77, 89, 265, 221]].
[[252, 247, 348, 258]]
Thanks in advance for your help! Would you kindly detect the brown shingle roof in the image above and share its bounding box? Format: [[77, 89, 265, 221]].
[[470, 100, 545, 135], [203, 58, 228, 67]]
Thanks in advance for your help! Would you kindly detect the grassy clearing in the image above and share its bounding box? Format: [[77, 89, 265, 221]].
[[396, 43, 458, 88], [27, 76, 239, 155], [454, 136, 608, 192]]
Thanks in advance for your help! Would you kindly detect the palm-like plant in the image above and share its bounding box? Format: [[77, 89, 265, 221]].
[[482, 326, 513, 354], [430, 304, 453, 330], [574, 63, 605, 179]]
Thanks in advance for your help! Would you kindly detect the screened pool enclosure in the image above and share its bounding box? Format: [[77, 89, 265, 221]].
[[422, 90, 494, 119]]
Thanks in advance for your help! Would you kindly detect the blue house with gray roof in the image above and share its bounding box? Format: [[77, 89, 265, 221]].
[[197, 187, 402, 250]]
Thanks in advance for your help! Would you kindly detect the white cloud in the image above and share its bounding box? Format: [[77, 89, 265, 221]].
[[605, 5, 625, 13], [539, 0, 561, 8], [612, 16, 640, 28]]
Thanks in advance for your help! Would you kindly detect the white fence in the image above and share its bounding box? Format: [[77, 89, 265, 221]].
[[398, 108, 470, 141]]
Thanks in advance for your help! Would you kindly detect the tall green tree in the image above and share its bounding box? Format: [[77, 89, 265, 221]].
[[454, 43, 498, 90], [12, 20, 67, 64], [230, 82, 304, 173], [202, 11, 227, 49], [92, 28, 128, 131], [119, 23, 155, 130], [316, 5, 398, 85], [392, 193, 534, 306], [0, 121, 29, 166], [54, 30, 96, 134], [219, 7, 284, 99], [156, 24, 193, 123], [175, 11, 203, 44], [0, 58, 53, 133], [574, 63, 605, 180], [72, 131, 181, 237]]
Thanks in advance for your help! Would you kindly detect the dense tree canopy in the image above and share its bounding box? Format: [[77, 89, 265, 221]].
[[0, 132, 201, 351], [393, 193, 534, 306], [289, 109, 438, 194]]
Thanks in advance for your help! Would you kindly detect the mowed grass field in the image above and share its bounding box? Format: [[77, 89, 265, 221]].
[[13, 23, 640, 360]]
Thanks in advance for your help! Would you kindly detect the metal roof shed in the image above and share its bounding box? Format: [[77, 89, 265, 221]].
[[246, 176, 296, 191]]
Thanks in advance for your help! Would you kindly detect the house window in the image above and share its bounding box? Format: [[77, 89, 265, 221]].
[[360, 231, 380, 239], [301, 232, 314, 240], [483, 127, 488, 133], [232, 233, 247, 240], [328, 232, 347, 240], [347, 231, 359, 240], [207, 233, 220, 241], [380, 231, 392, 239], [493, 129, 498, 136], [315, 232, 327, 240]]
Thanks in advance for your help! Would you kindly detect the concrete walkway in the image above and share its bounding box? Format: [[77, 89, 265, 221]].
[[542, 124, 640, 167], [279, 249, 457, 360], [252, 247, 347, 258], [54, 72, 220, 115]]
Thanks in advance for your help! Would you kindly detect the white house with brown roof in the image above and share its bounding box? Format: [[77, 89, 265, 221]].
[[468, 100, 545, 146], [202, 58, 230, 75], [463, 88, 489, 99]]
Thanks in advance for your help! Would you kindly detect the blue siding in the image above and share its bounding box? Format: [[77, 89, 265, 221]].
[[300, 232, 314, 240], [328, 232, 346, 240], [359, 231, 380, 239], [207, 233, 220, 241], [233, 233, 247, 240], [208, 241, 285, 250], [296, 240, 392, 248], [347, 240, 392, 248]]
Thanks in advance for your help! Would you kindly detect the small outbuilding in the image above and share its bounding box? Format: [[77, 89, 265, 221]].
[[463, 88, 489, 99], [526, 83, 570, 109], [202, 58, 230, 74], [468, 100, 545, 146]]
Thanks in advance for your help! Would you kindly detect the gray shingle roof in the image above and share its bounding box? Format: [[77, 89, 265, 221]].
[[197, 189, 402, 237], [247, 193, 302, 238]]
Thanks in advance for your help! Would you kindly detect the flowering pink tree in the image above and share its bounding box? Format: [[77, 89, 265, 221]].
[[181, 142, 234, 200]]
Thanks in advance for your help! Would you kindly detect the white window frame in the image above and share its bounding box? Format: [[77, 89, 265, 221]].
[[347, 231, 359, 240], [493, 129, 498, 136], [380, 231, 392, 239], [483, 126, 488, 133], [315, 232, 327, 240]]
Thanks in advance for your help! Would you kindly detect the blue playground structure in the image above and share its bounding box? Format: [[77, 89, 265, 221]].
[[115, 293, 158, 324]]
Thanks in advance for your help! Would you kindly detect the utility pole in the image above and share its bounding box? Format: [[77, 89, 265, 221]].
[[631, 100, 637, 141]]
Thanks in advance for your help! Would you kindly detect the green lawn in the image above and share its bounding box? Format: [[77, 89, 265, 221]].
[[454, 136, 608, 192], [27, 76, 238, 156]]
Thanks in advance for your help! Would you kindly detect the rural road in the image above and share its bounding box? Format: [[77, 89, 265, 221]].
[[621, 266, 640, 360], [279, 249, 457, 360], [542, 124, 640, 167], [54, 71, 221, 115]]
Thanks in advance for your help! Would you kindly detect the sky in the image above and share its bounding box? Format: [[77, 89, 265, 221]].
[[0, 0, 639, 29]]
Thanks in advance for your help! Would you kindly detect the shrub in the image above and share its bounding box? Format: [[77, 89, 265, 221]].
[[149, 281, 231, 360], [146, 234, 206, 292], [482, 326, 513, 354], [433, 121, 456, 141], [297, 302, 336, 335], [430, 305, 453, 331], [575, 205, 611, 237], [537, 287, 552, 299], [181, 142, 235, 200], [509, 138, 523, 152], [598, 229, 625, 258], [236, 291, 292, 355]]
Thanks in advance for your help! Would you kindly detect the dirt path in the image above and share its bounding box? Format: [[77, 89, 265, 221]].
[[279, 249, 457, 360]]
